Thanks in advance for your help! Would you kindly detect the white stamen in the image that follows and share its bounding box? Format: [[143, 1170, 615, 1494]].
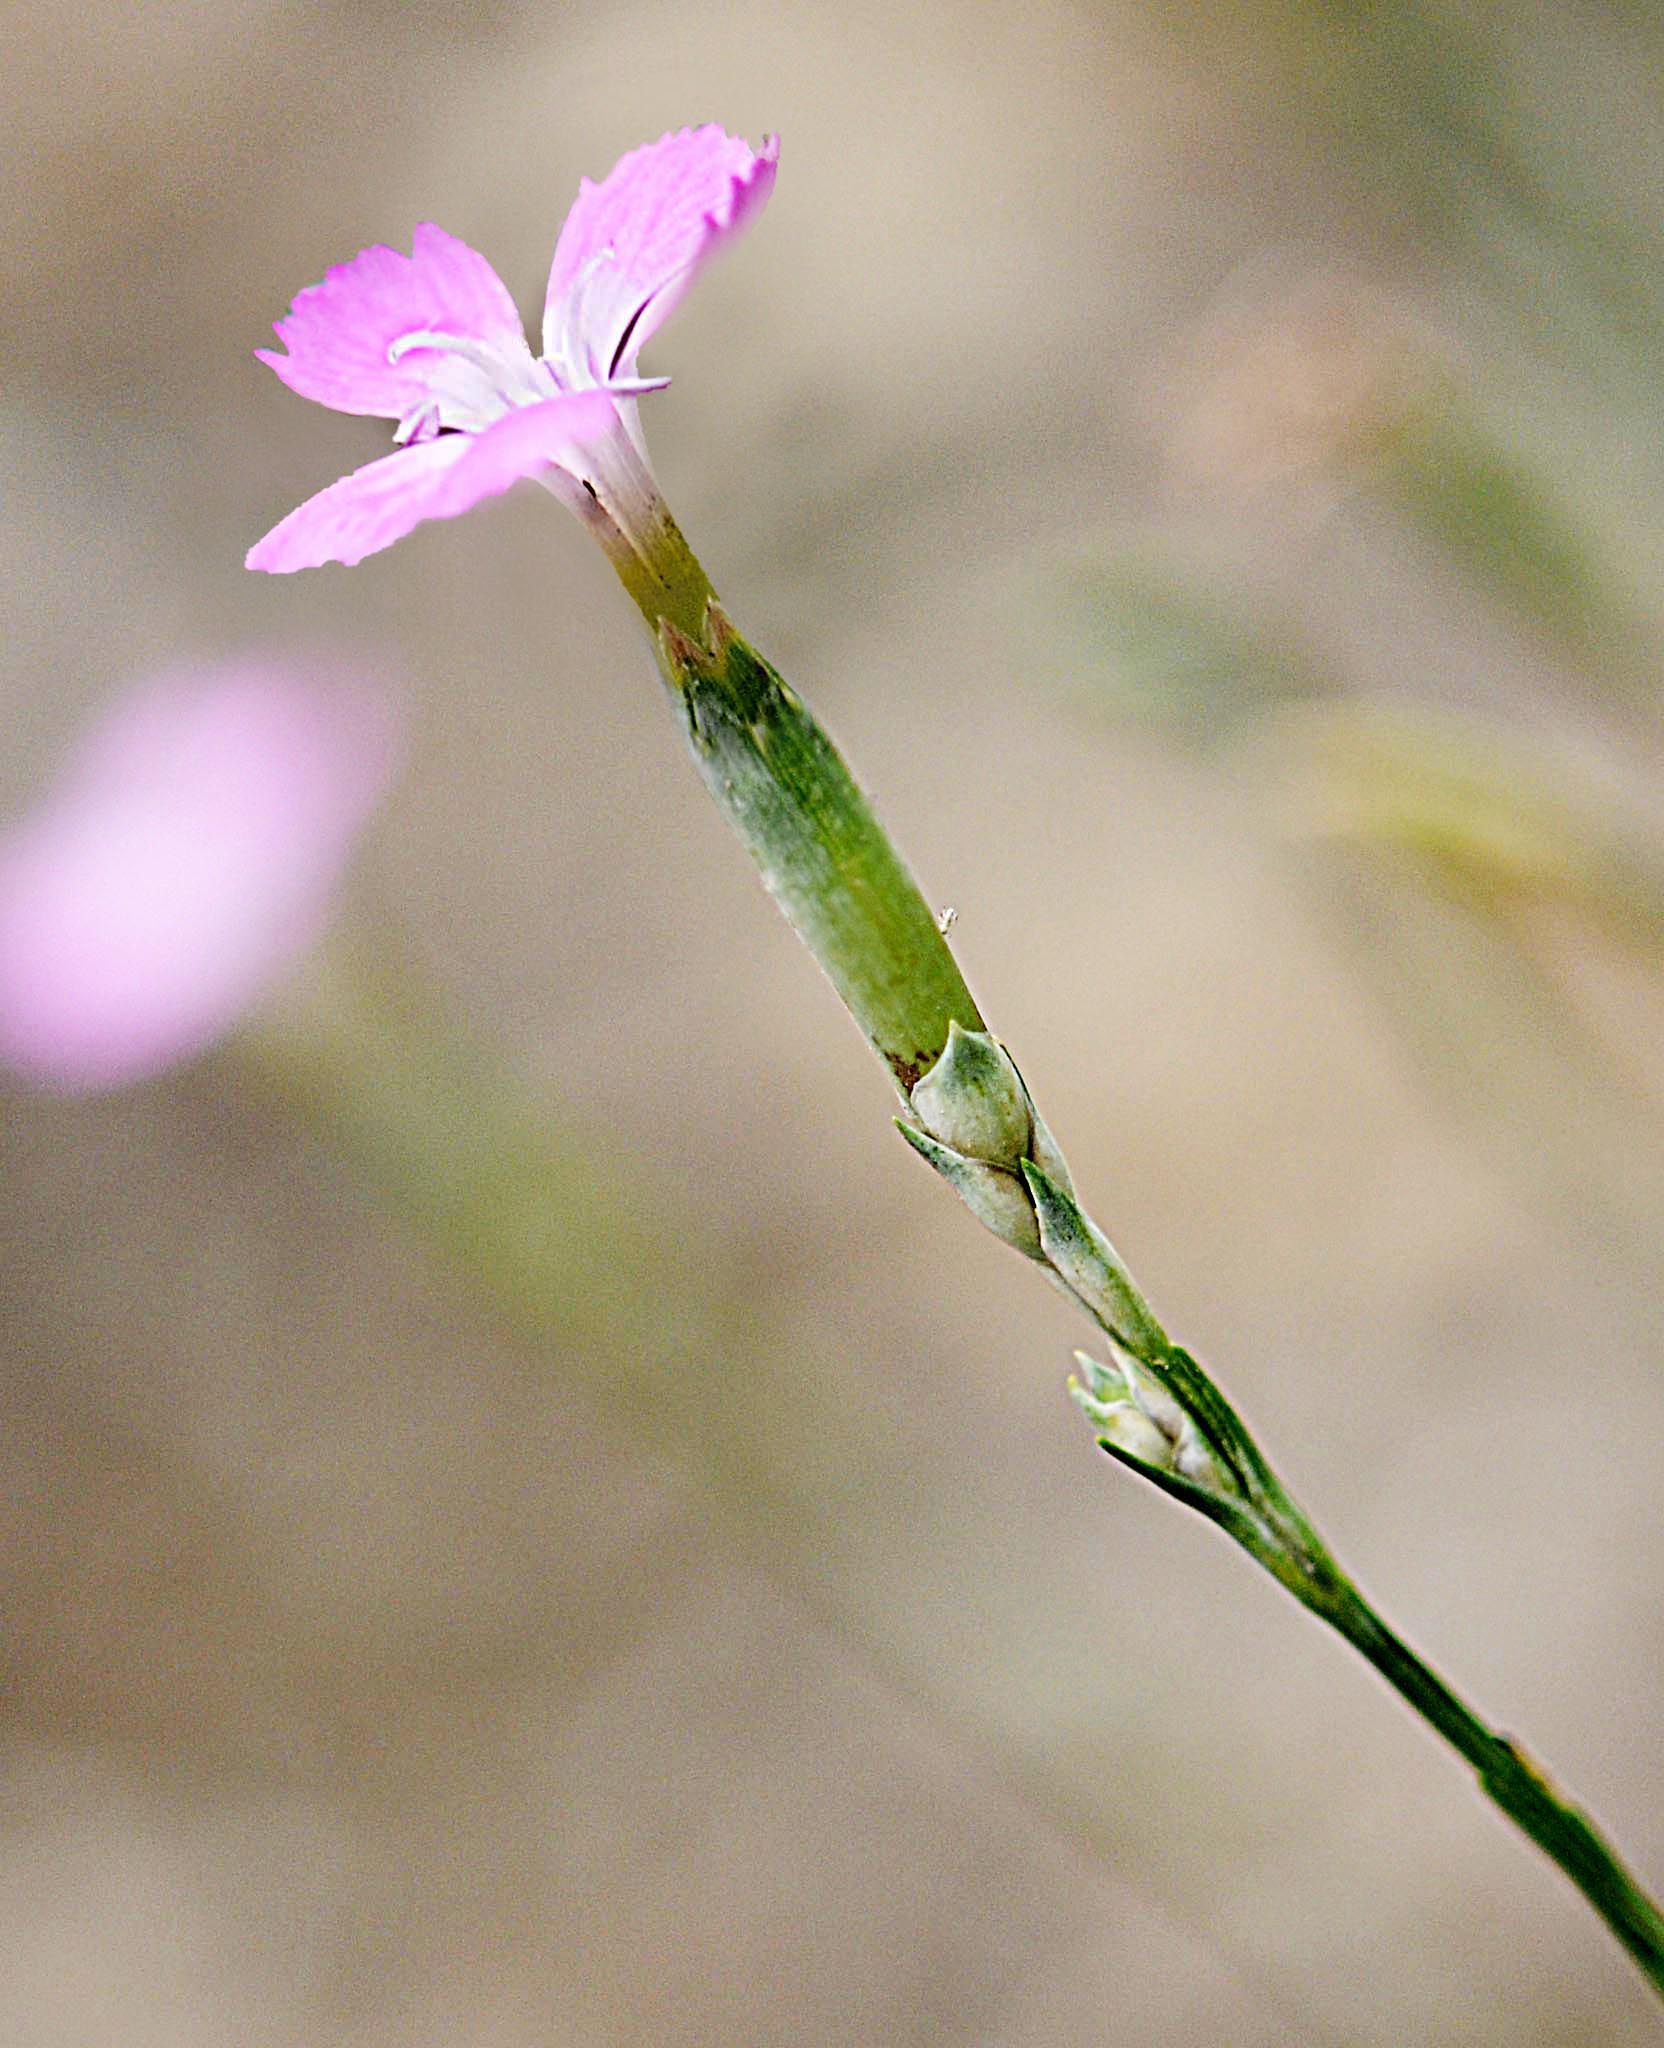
[[392, 399, 441, 446], [383, 327, 550, 434], [387, 329, 509, 373], [545, 247, 617, 384]]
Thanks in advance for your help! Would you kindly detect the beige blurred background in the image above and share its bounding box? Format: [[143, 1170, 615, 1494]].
[[6, 1, 1664, 2040]]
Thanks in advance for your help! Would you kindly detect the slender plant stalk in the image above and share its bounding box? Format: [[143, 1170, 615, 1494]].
[[602, 516, 1664, 1998]]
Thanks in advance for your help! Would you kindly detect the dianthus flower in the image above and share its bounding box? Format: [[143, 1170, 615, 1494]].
[[0, 660, 398, 1091], [246, 126, 777, 578]]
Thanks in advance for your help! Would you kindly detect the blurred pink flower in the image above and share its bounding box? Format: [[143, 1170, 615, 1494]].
[[247, 125, 777, 574], [0, 660, 399, 1092]]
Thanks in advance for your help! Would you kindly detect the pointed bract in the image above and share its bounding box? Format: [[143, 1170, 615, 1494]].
[[910, 1023, 1033, 1170], [1022, 1160, 1170, 1358], [896, 1119, 1045, 1260]]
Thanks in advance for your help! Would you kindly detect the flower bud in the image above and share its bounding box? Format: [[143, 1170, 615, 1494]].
[[1069, 1353, 1176, 1469], [1071, 1346, 1239, 1500], [1126, 1363, 1187, 1442], [1094, 1401, 1176, 1470], [910, 1022, 1033, 1170], [1173, 1422, 1226, 1489]]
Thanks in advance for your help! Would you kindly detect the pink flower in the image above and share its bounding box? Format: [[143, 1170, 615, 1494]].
[[0, 660, 399, 1092], [247, 126, 778, 574]]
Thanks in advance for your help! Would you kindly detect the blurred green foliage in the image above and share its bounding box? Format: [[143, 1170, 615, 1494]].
[[1042, 1, 1664, 1261], [1037, 554, 1322, 746]]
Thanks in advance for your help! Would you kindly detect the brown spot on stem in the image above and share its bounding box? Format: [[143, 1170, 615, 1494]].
[[889, 1052, 928, 1093]]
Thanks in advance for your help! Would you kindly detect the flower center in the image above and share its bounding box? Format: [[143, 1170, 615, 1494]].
[[385, 329, 556, 443]]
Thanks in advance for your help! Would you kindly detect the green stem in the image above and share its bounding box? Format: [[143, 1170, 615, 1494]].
[[653, 603, 983, 1092], [1315, 1570, 1664, 1995], [611, 537, 1664, 2000]]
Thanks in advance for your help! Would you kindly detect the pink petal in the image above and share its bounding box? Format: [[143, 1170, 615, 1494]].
[[246, 436, 473, 573], [257, 223, 525, 419], [543, 126, 778, 380], [0, 662, 400, 1093], [245, 389, 619, 572]]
